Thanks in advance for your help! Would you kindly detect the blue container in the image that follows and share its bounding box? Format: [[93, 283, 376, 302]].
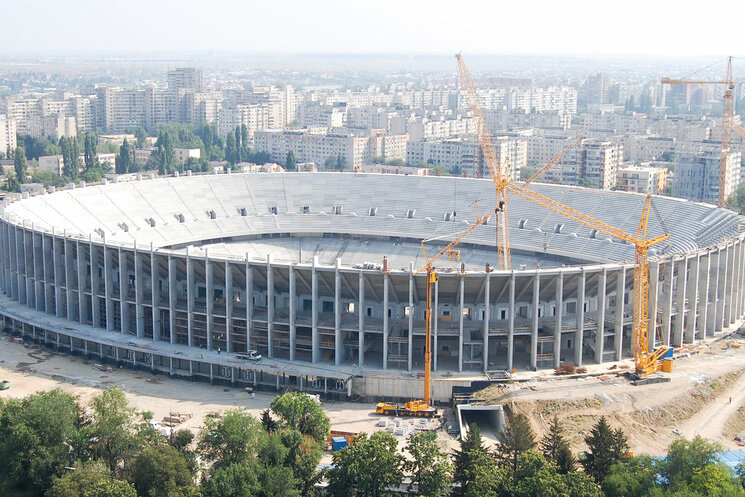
[[331, 436, 348, 451]]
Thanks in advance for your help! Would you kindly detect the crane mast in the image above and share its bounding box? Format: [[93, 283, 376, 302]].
[[662, 57, 745, 207]]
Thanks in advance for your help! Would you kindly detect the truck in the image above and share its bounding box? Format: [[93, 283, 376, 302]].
[[235, 350, 262, 361], [375, 399, 438, 418]]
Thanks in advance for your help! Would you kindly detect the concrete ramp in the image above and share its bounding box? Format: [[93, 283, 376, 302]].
[[456, 404, 505, 445]]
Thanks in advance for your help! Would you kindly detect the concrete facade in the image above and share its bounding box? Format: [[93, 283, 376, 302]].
[[0, 173, 743, 401]]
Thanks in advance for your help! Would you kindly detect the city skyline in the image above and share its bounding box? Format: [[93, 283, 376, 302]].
[[2, 0, 742, 57]]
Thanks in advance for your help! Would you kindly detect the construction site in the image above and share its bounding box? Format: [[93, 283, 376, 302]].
[[1, 56, 745, 455]]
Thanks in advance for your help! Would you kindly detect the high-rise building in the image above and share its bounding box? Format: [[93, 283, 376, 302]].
[[672, 150, 741, 204], [0, 115, 17, 157], [167, 68, 203, 92]]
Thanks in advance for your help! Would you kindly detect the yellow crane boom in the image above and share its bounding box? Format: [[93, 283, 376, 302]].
[[456, 53, 511, 270], [505, 181, 670, 376]]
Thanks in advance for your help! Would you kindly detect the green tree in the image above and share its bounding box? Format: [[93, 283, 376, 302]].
[[540, 416, 576, 473], [226, 132, 236, 165], [270, 392, 330, 445], [60, 136, 80, 179], [280, 429, 323, 496], [326, 431, 404, 497], [405, 431, 452, 497], [0, 389, 84, 494], [197, 409, 263, 469], [13, 146, 27, 184], [201, 462, 261, 497], [324, 156, 336, 170], [155, 131, 175, 174], [169, 429, 194, 453], [727, 182, 745, 213], [602, 456, 658, 497], [582, 416, 628, 483], [130, 444, 195, 497], [496, 413, 536, 473], [135, 127, 148, 149], [336, 154, 346, 171], [116, 139, 132, 174], [47, 461, 137, 497], [241, 124, 249, 158], [84, 133, 99, 171], [234, 126, 242, 163], [259, 464, 301, 497], [285, 150, 297, 171], [87, 387, 145, 473], [261, 409, 278, 434], [661, 436, 721, 490], [689, 463, 745, 496], [452, 424, 492, 497]]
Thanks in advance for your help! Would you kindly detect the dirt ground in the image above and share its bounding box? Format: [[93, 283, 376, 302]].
[[1, 331, 744, 458], [0, 337, 456, 461], [477, 333, 745, 456]]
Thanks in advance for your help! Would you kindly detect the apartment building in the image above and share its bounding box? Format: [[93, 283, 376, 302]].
[[672, 150, 741, 204], [0, 115, 17, 157], [616, 165, 667, 194]]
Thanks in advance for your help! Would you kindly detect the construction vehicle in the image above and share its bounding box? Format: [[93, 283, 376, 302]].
[[662, 57, 745, 207], [458, 53, 673, 380], [375, 204, 501, 418]]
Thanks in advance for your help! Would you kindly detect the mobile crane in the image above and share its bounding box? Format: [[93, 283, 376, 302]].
[[375, 205, 500, 417]]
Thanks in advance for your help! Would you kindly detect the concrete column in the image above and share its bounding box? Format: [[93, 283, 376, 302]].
[[118, 248, 127, 334], [508, 273, 515, 371], [699, 252, 711, 339], [358, 271, 365, 367], [715, 247, 726, 332], [77, 241, 86, 323], [433, 278, 439, 372], [383, 274, 389, 370], [685, 255, 700, 344], [554, 272, 563, 367], [597, 268, 607, 363], [335, 259, 342, 366], [66, 240, 75, 319], [43, 235, 51, 315], [738, 240, 745, 317], [407, 263, 414, 372], [104, 243, 113, 330], [32, 229, 39, 311], [726, 243, 736, 326], [151, 249, 160, 341], [12, 226, 19, 301], [311, 256, 318, 363], [483, 272, 490, 372], [648, 262, 661, 349], [575, 269, 586, 366], [735, 241, 744, 319], [134, 247, 144, 338], [672, 258, 687, 347], [225, 262, 233, 354], [206, 252, 213, 351], [168, 256, 176, 343], [706, 250, 717, 336], [614, 267, 626, 360], [458, 276, 464, 373], [246, 259, 253, 351], [289, 265, 296, 361], [186, 247, 193, 347], [530, 273, 539, 370], [661, 260, 674, 344], [266, 254, 273, 358], [17, 226, 25, 304]]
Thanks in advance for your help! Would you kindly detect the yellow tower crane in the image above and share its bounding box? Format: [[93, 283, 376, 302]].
[[456, 53, 512, 270], [662, 57, 745, 207], [375, 204, 500, 417], [504, 181, 671, 377]]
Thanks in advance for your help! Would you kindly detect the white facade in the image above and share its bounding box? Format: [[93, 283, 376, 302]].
[[0, 115, 16, 158]]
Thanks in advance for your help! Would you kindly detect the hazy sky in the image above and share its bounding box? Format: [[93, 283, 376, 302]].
[[2, 0, 741, 56]]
